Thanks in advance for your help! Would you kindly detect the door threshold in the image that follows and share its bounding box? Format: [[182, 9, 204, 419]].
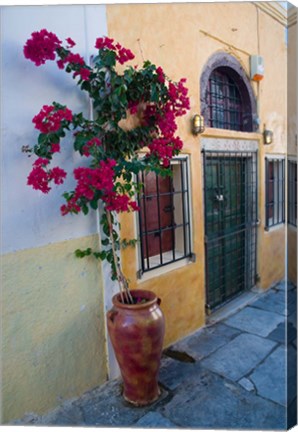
[[206, 290, 260, 326]]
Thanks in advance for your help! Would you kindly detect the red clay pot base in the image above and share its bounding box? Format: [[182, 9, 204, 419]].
[[107, 289, 165, 406]]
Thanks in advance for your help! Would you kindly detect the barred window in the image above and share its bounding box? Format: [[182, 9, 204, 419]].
[[206, 68, 248, 132], [265, 158, 285, 229], [137, 158, 192, 274], [288, 160, 297, 227]]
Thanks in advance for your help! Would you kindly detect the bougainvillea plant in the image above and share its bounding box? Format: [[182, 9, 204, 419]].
[[23, 29, 190, 303]]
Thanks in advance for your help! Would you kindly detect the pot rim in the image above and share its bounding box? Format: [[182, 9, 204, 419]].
[[112, 289, 158, 310]]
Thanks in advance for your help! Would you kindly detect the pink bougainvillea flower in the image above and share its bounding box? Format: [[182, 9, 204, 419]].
[[104, 193, 139, 213], [116, 46, 135, 65], [32, 105, 73, 134], [57, 58, 67, 70], [33, 157, 50, 167], [156, 66, 165, 84], [23, 29, 62, 66], [66, 52, 85, 66], [95, 36, 116, 50], [82, 137, 102, 157], [74, 67, 91, 82], [27, 157, 67, 194], [50, 143, 61, 153], [66, 37, 76, 48], [49, 167, 67, 185], [61, 197, 81, 215], [94, 37, 135, 65], [27, 165, 51, 193]]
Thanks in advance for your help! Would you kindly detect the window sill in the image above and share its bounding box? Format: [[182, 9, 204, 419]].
[[137, 256, 194, 283]]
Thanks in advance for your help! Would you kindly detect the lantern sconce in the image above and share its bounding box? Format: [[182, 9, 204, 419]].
[[263, 127, 273, 145], [192, 114, 205, 135]]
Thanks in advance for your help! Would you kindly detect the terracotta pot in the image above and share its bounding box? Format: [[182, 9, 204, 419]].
[[107, 289, 165, 406]]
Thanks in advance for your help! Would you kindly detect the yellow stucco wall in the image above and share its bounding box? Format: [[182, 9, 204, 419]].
[[107, 1, 287, 345], [2, 235, 107, 423]]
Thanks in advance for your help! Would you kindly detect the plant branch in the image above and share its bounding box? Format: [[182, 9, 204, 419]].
[[106, 209, 133, 304]]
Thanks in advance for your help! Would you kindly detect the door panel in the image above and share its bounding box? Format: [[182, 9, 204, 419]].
[[204, 152, 257, 311]]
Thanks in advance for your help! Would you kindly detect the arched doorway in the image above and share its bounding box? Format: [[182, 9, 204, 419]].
[[200, 53, 259, 312]]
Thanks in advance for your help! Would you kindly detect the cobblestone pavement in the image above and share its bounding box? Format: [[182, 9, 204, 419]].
[[12, 280, 297, 430]]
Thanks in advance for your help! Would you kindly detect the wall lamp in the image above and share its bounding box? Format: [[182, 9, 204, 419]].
[[263, 128, 273, 145], [192, 114, 205, 135]]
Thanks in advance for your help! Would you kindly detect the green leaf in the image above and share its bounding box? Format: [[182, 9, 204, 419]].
[[93, 250, 107, 260], [74, 248, 92, 258], [150, 83, 158, 102], [102, 50, 116, 68], [90, 199, 98, 210], [38, 134, 48, 145], [82, 204, 89, 215]]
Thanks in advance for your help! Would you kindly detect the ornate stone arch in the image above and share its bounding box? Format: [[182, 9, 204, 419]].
[[200, 52, 258, 132]]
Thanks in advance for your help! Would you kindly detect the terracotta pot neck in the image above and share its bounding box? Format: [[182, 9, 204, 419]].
[[112, 289, 158, 310]]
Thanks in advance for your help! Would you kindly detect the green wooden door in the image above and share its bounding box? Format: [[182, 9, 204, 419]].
[[204, 155, 247, 311]]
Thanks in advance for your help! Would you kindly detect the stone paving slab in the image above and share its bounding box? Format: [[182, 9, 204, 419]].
[[160, 368, 286, 430], [171, 323, 240, 361], [268, 321, 297, 344], [135, 411, 177, 428], [200, 333, 277, 381], [248, 344, 297, 408], [159, 356, 202, 390], [249, 345, 286, 406], [76, 382, 169, 427], [224, 306, 284, 337], [250, 290, 286, 316]]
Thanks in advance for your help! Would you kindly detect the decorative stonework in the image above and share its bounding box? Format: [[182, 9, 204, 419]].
[[201, 137, 258, 153]]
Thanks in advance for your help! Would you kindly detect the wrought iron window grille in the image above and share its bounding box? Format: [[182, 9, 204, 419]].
[[288, 160, 297, 227], [137, 158, 192, 274], [265, 158, 285, 230], [205, 68, 253, 132]]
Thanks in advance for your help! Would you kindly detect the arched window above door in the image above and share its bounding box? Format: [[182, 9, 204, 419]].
[[200, 53, 258, 132]]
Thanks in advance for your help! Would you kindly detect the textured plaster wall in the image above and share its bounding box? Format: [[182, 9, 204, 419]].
[[1, 6, 109, 423], [1, 5, 107, 253], [107, 2, 288, 345], [2, 235, 107, 423]]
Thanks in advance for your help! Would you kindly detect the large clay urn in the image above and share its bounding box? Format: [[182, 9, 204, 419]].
[[107, 289, 165, 406]]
